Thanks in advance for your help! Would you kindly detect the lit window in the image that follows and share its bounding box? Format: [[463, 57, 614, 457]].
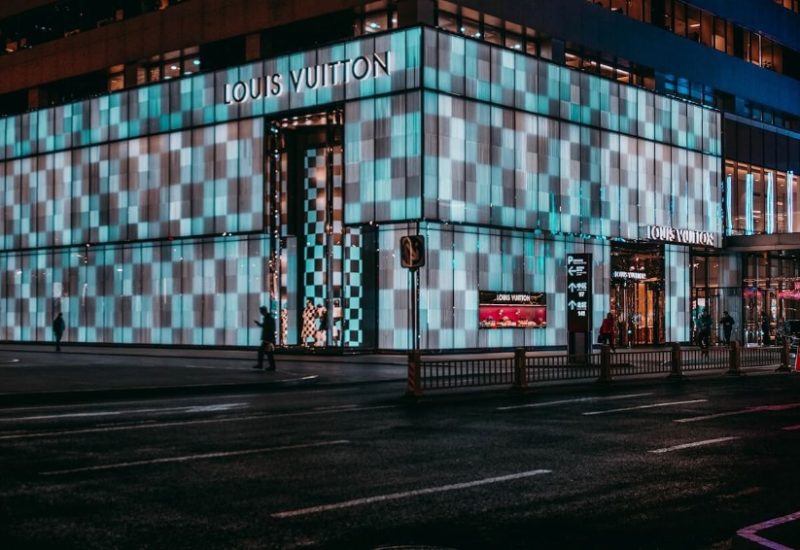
[[108, 64, 125, 91]]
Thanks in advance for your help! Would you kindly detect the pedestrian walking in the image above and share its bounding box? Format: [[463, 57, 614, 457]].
[[52, 312, 65, 352], [252, 306, 276, 371], [599, 312, 615, 350], [719, 311, 734, 345]]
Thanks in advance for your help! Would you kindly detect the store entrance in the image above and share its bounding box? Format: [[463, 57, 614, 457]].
[[610, 243, 665, 346], [266, 109, 368, 349]]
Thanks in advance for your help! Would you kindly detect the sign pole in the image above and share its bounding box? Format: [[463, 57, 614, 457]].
[[400, 235, 425, 352]]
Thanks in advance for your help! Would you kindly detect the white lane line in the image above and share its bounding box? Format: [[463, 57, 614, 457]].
[[783, 424, 800, 431], [0, 405, 398, 441], [497, 392, 653, 411], [271, 469, 552, 519], [0, 403, 248, 421], [583, 399, 707, 416], [675, 402, 800, 424], [648, 436, 739, 454], [41, 440, 349, 476], [737, 510, 800, 550], [674, 410, 749, 423]]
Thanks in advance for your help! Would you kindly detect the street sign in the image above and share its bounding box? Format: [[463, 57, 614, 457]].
[[400, 235, 425, 269], [566, 253, 592, 333]]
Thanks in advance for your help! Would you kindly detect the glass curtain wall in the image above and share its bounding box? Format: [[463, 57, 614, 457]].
[[691, 251, 741, 345], [742, 251, 800, 346], [726, 160, 799, 236]]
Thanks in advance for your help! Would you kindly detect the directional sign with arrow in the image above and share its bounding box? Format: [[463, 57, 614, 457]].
[[566, 253, 592, 332]]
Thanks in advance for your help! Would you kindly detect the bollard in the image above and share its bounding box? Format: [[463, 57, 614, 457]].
[[406, 350, 422, 398], [667, 342, 684, 380], [727, 340, 742, 376], [777, 339, 791, 372], [597, 344, 612, 383], [512, 347, 528, 391]]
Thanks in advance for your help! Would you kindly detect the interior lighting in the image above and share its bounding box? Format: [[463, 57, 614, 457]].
[[745, 173, 755, 234], [766, 172, 775, 234], [788, 171, 795, 233]]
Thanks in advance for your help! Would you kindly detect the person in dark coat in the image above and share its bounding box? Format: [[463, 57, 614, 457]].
[[697, 308, 712, 355], [252, 306, 276, 371], [761, 312, 771, 346], [719, 311, 734, 345], [52, 312, 65, 352]]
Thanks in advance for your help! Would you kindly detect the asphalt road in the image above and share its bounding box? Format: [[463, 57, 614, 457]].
[[1, 373, 799, 549]]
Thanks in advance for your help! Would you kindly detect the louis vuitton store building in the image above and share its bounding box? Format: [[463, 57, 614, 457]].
[[0, 26, 726, 351]]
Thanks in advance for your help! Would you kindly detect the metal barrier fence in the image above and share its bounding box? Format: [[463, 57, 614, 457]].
[[406, 341, 793, 397], [742, 345, 783, 368], [524, 353, 601, 382], [605, 348, 673, 377], [418, 356, 514, 391], [681, 346, 729, 372]]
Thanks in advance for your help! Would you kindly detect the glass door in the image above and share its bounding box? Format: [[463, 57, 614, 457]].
[[610, 243, 665, 346]]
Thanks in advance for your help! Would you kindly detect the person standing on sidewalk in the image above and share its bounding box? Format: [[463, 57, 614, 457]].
[[599, 312, 615, 350], [252, 306, 276, 371], [52, 312, 65, 352], [697, 308, 712, 355], [719, 311, 734, 345], [761, 311, 771, 346]]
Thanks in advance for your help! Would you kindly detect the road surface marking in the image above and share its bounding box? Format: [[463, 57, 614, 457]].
[[783, 424, 800, 431], [737, 510, 800, 550], [676, 402, 800, 423], [648, 436, 738, 454], [41, 440, 350, 476], [0, 403, 248, 422], [271, 469, 552, 519], [583, 399, 707, 416], [497, 393, 653, 411], [0, 405, 398, 441], [674, 410, 749, 423]]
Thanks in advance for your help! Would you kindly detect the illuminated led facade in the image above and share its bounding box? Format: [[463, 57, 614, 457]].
[[0, 26, 724, 350]]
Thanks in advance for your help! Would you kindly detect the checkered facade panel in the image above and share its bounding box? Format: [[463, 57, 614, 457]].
[[0, 120, 263, 250], [424, 92, 722, 240], [303, 148, 329, 309], [0, 28, 421, 161], [376, 222, 615, 350], [0, 236, 270, 345], [342, 229, 364, 347], [424, 28, 721, 157], [344, 92, 422, 224], [664, 244, 691, 343]]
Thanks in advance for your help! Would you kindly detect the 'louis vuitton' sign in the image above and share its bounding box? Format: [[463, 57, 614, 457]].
[[224, 52, 390, 104]]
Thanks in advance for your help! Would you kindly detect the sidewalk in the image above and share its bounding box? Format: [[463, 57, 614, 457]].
[[0, 344, 408, 406], [1, 343, 790, 406]]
